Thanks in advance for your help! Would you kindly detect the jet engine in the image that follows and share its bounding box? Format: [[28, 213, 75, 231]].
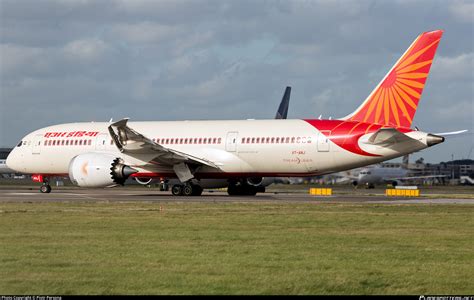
[[69, 153, 137, 187]]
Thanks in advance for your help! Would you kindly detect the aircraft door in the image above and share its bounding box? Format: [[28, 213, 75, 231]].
[[225, 132, 239, 152], [317, 131, 330, 152], [31, 134, 43, 155], [95, 133, 109, 151]]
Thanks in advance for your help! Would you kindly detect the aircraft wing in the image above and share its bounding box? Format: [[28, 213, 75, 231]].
[[108, 119, 221, 181], [367, 128, 415, 146]]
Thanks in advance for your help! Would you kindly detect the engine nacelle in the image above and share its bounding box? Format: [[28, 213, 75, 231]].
[[246, 177, 264, 186], [69, 153, 137, 187]]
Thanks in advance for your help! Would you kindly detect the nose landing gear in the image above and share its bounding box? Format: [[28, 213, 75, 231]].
[[39, 177, 51, 193], [40, 183, 52, 193], [32, 174, 51, 193]]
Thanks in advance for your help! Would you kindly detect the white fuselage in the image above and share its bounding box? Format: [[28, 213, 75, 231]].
[[6, 119, 431, 180]]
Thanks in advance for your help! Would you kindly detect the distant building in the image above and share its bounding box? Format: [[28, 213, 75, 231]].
[[0, 148, 12, 160], [424, 159, 474, 180]]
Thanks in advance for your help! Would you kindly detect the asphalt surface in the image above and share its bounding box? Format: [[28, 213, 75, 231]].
[[0, 188, 473, 205]]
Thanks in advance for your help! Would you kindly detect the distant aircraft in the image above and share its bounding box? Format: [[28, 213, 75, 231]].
[[354, 164, 447, 188], [7, 30, 465, 196]]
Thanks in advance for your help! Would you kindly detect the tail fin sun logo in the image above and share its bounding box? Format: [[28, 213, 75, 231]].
[[349, 30, 443, 128]]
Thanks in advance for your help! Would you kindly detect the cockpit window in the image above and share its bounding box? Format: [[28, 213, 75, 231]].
[[17, 141, 23, 147]]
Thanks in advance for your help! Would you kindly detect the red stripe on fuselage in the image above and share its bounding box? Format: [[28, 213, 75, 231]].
[[131, 172, 323, 179], [304, 119, 412, 157]]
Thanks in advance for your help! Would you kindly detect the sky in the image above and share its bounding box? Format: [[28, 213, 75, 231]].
[[0, 0, 473, 163]]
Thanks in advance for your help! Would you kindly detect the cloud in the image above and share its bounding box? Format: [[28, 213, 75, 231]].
[[63, 38, 109, 61], [108, 22, 183, 44], [449, 0, 474, 23], [431, 53, 474, 80]]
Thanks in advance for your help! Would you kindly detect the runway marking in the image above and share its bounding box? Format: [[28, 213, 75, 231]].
[[6, 193, 41, 196]]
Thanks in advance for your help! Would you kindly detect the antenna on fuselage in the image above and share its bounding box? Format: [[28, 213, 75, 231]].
[[109, 118, 113, 123]]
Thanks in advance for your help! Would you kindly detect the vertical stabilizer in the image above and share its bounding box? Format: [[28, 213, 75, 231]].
[[344, 30, 443, 128]]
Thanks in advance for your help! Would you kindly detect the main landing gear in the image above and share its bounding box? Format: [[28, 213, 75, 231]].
[[171, 183, 203, 196]]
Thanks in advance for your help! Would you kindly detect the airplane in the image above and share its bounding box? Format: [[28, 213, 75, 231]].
[[354, 164, 447, 188], [7, 30, 461, 196]]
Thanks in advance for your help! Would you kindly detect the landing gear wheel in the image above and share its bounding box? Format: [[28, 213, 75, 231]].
[[171, 184, 183, 196], [40, 184, 51, 193], [182, 184, 194, 196]]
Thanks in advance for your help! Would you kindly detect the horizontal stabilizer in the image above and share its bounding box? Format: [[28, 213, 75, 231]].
[[367, 128, 415, 146]]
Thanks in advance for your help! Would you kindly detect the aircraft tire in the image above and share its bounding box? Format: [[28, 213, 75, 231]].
[[171, 184, 183, 196], [40, 184, 51, 193], [183, 184, 194, 196]]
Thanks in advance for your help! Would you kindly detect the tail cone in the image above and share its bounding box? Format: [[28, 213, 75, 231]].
[[426, 134, 445, 147]]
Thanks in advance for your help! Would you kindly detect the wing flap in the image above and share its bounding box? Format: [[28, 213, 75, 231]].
[[108, 118, 220, 169]]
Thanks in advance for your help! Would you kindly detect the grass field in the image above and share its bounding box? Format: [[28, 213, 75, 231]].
[[0, 201, 473, 295]]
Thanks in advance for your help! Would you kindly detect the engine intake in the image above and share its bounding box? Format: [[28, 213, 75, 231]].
[[69, 153, 137, 187]]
